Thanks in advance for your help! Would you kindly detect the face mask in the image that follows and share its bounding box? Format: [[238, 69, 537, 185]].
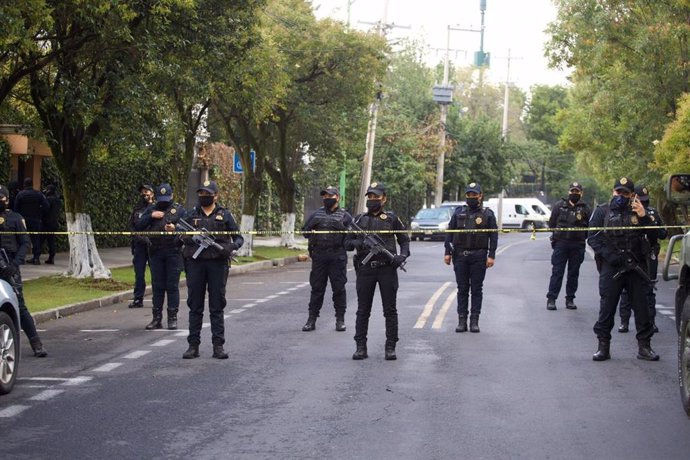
[[198, 195, 214, 207], [156, 201, 171, 210], [612, 195, 629, 209], [323, 198, 337, 209], [466, 197, 480, 208], [366, 199, 382, 212], [0, 202, 6, 212], [568, 193, 581, 204]]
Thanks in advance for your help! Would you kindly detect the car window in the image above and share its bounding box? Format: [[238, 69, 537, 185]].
[[531, 205, 546, 215], [415, 208, 453, 219], [515, 204, 529, 215]]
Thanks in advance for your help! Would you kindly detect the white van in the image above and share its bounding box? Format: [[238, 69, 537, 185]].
[[484, 197, 551, 229]]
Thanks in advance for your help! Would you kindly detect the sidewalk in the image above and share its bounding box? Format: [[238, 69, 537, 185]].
[[27, 236, 309, 323]]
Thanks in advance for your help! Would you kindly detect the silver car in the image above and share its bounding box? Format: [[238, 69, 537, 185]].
[[0, 279, 20, 395]]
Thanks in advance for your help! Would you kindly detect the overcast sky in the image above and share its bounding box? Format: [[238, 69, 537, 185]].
[[312, 0, 571, 90]]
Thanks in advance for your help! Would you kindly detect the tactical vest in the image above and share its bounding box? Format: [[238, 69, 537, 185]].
[[182, 206, 233, 260], [0, 211, 18, 254], [554, 200, 588, 242], [356, 213, 397, 259], [309, 207, 346, 252], [602, 204, 649, 257], [148, 204, 183, 251], [452, 206, 490, 250]]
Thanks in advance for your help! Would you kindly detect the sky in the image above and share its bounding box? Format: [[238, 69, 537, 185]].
[[312, 0, 571, 90]]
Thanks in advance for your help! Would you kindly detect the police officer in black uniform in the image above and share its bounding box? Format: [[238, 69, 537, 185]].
[[181, 180, 243, 360], [0, 185, 47, 357], [344, 182, 409, 361], [41, 184, 61, 265], [588, 177, 658, 361], [546, 182, 591, 310], [301, 185, 353, 332], [136, 183, 186, 330], [13, 177, 49, 265], [443, 182, 498, 333], [618, 184, 667, 333], [128, 184, 153, 309]]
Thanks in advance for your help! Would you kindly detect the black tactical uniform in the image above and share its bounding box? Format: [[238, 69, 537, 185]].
[[546, 182, 591, 310], [128, 184, 153, 308], [344, 182, 409, 360], [136, 183, 186, 330], [0, 185, 47, 357], [444, 182, 498, 333], [618, 185, 667, 333], [181, 181, 243, 359], [13, 177, 48, 265], [588, 177, 658, 361], [301, 185, 353, 332], [41, 184, 61, 265]]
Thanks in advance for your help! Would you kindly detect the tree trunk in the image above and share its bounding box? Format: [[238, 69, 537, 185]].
[[238, 214, 255, 257], [66, 213, 111, 278], [280, 213, 296, 247]]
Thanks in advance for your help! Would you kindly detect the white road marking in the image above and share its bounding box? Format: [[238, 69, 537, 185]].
[[242, 282, 265, 285], [242, 303, 256, 309], [152, 339, 176, 347], [659, 310, 673, 316], [92, 362, 123, 372], [432, 291, 458, 329], [255, 299, 269, 303], [202, 322, 210, 329], [174, 331, 187, 337], [286, 287, 299, 291], [230, 309, 245, 313], [495, 236, 547, 256], [276, 291, 289, 295], [20, 377, 70, 382], [0, 405, 30, 418], [414, 282, 452, 329], [80, 329, 119, 332], [62, 376, 93, 386], [233, 298, 261, 301], [29, 389, 65, 401], [36, 329, 47, 332], [266, 295, 278, 299], [280, 281, 304, 284], [22, 385, 50, 389], [123, 350, 151, 359]]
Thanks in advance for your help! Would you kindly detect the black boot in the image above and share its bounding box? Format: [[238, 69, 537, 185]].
[[167, 311, 178, 330], [637, 340, 660, 361], [145, 312, 163, 330], [182, 344, 199, 359], [565, 298, 577, 310], [29, 337, 47, 358], [385, 343, 397, 361], [592, 339, 611, 361], [455, 315, 467, 333], [302, 316, 316, 332], [212, 345, 229, 359], [618, 318, 629, 333], [546, 298, 556, 310], [335, 315, 346, 332], [128, 298, 144, 309], [45, 257, 55, 265], [469, 316, 480, 333], [653, 322, 659, 333], [352, 342, 368, 360]]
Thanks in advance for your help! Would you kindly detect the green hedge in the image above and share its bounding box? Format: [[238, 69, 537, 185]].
[[0, 139, 9, 185]]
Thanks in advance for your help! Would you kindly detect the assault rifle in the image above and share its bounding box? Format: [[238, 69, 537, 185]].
[[0, 248, 21, 294], [612, 255, 650, 283], [178, 218, 236, 261], [350, 220, 406, 272]]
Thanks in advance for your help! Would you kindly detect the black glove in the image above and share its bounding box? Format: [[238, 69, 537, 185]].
[[219, 246, 235, 258], [604, 249, 625, 268], [361, 238, 376, 251], [391, 255, 407, 268], [0, 263, 18, 280]]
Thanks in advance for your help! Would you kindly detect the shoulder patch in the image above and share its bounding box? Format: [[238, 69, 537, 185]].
[[380, 213, 387, 220], [215, 214, 224, 221]]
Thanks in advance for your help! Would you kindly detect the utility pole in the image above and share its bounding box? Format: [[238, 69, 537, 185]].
[[496, 49, 523, 142]]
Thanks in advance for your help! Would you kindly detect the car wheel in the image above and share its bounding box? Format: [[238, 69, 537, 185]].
[[521, 221, 535, 231], [679, 311, 690, 418], [0, 311, 19, 395]]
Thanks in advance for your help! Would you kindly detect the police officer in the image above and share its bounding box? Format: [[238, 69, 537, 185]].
[[13, 177, 48, 265], [588, 177, 658, 361], [618, 184, 667, 333], [301, 185, 353, 332], [41, 184, 60, 265], [181, 180, 243, 360], [546, 182, 591, 310], [443, 182, 498, 333], [127, 184, 153, 309], [0, 185, 47, 357], [136, 184, 186, 330], [344, 182, 409, 360]]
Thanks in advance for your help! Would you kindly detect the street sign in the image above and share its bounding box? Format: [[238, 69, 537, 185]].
[[233, 150, 256, 173]]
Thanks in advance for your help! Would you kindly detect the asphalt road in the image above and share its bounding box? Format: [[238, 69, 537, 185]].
[[1, 234, 689, 459]]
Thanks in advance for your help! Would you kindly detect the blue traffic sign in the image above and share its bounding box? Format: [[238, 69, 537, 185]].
[[233, 150, 256, 173]]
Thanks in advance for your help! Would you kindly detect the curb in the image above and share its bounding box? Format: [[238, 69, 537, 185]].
[[33, 256, 302, 324]]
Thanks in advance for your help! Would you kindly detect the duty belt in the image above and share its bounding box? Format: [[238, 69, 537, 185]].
[[367, 260, 389, 268], [458, 248, 486, 257]]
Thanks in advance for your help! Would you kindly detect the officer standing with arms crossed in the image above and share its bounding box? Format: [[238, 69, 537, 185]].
[[0, 185, 47, 357], [345, 182, 409, 361], [136, 183, 186, 330], [618, 184, 667, 333], [128, 184, 153, 309], [181, 180, 243, 360], [588, 177, 658, 361], [444, 182, 497, 333], [545, 182, 591, 310], [301, 185, 353, 332]]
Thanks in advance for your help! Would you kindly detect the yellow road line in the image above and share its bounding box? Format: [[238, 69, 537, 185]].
[[414, 281, 452, 329], [432, 290, 457, 329]]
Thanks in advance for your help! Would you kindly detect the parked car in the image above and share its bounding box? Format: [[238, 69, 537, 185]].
[[410, 206, 455, 241], [0, 278, 20, 395], [484, 197, 550, 229]]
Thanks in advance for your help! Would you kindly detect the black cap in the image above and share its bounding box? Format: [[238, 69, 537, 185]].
[[635, 184, 649, 201], [569, 182, 583, 192], [365, 182, 386, 196], [197, 180, 219, 194], [613, 177, 634, 193], [0, 185, 8, 198], [139, 184, 154, 193], [156, 183, 173, 202], [466, 182, 482, 194], [320, 185, 340, 196]]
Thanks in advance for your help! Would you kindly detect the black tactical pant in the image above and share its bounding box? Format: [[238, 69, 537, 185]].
[[41, 224, 57, 260], [11, 270, 39, 341], [308, 252, 347, 318], [149, 248, 182, 315], [547, 240, 585, 301], [25, 219, 42, 261], [594, 261, 654, 341], [185, 258, 229, 346], [131, 242, 149, 301], [619, 254, 658, 322], [453, 249, 488, 317], [354, 264, 398, 345]]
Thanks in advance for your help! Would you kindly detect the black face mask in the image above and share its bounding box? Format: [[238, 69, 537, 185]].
[[323, 198, 337, 209], [611, 195, 629, 209], [568, 193, 581, 204], [466, 197, 480, 209], [0, 202, 6, 212], [198, 196, 214, 207], [366, 199, 382, 212], [156, 201, 171, 210]]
